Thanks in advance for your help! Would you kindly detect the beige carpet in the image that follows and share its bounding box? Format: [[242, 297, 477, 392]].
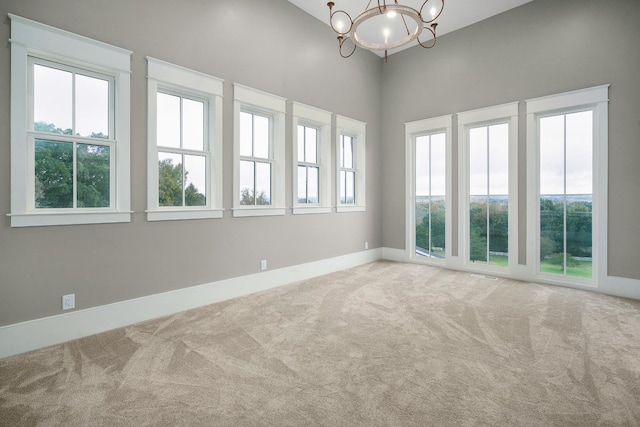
[[1, 261, 639, 426]]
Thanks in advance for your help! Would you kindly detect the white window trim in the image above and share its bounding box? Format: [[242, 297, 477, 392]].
[[526, 85, 609, 287], [336, 115, 366, 213], [146, 57, 224, 221], [458, 102, 519, 274], [405, 115, 453, 266], [232, 84, 286, 217], [292, 102, 332, 215], [8, 14, 132, 227]]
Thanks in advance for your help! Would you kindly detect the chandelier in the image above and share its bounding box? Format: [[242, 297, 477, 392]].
[[327, 0, 444, 62]]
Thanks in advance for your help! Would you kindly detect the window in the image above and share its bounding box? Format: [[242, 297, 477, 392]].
[[406, 115, 452, 263], [9, 14, 131, 227], [146, 57, 223, 221], [336, 115, 366, 212], [233, 84, 286, 217], [292, 102, 332, 214], [527, 85, 609, 284], [458, 102, 518, 271]]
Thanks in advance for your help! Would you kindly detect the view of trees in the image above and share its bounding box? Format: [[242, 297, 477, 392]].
[[158, 158, 206, 207], [240, 188, 270, 205], [415, 198, 445, 257], [469, 198, 508, 263], [34, 121, 110, 208]]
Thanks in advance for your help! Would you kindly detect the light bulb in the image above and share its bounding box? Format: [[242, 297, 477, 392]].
[[430, 7, 437, 17], [387, 10, 397, 18]]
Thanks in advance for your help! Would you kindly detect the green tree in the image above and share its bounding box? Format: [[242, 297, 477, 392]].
[[240, 188, 269, 205], [158, 158, 206, 207]]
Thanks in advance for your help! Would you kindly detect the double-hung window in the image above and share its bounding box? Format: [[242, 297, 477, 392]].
[[458, 102, 518, 272], [9, 14, 132, 227], [406, 115, 452, 262], [233, 84, 286, 217], [527, 85, 609, 284], [292, 102, 332, 214], [336, 115, 366, 212], [146, 57, 223, 221]]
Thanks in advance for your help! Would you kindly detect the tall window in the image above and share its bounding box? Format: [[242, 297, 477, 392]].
[[415, 133, 447, 259], [292, 102, 332, 214], [527, 85, 608, 283], [406, 115, 452, 262], [239, 111, 272, 206], [459, 103, 518, 270], [539, 111, 593, 278], [9, 14, 131, 227], [338, 134, 356, 205], [297, 125, 319, 204], [336, 115, 366, 212], [233, 84, 286, 217], [146, 57, 223, 221]]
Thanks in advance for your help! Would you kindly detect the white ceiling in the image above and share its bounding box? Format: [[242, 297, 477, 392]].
[[287, 0, 535, 57]]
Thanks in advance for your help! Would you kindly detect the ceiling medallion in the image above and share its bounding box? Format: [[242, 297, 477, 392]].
[[327, 0, 444, 62]]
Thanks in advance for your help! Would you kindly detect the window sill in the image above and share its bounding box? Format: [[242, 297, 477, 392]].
[[292, 206, 332, 215], [9, 211, 132, 228], [336, 205, 366, 213], [146, 209, 223, 222], [232, 207, 286, 218]]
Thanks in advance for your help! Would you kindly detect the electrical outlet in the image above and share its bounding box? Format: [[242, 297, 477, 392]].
[[260, 260, 267, 271], [365, 241, 369, 250], [62, 294, 75, 310]]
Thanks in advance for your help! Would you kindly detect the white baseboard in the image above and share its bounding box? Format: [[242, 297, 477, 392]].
[[0, 248, 383, 359], [382, 247, 408, 262]]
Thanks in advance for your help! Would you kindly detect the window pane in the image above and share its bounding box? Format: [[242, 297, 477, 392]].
[[431, 133, 446, 196], [182, 98, 204, 151], [254, 114, 270, 159], [184, 154, 206, 206], [297, 125, 305, 162], [75, 74, 109, 139], [34, 139, 73, 208], [415, 135, 430, 197], [539, 115, 565, 195], [308, 166, 319, 203], [158, 152, 183, 206], [342, 135, 353, 168], [566, 111, 593, 195], [157, 93, 180, 149], [566, 195, 592, 278], [240, 112, 253, 157], [489, 123, 509, 195], [33, 64, 72, 134], [469, 196, 488, 263], [76, 143, 110, 207], [469, 126, 488, 196], [239, 160, 255, 205], [255, 161, 271, 205], [416, 196, 445, 258], [305, 127, 317, 163], [345, 170, 355, 204], [489, 196, 509, 266], [340, 170, 346, 203], [297, 165, 307, 203], [540, 195, 564, 274]]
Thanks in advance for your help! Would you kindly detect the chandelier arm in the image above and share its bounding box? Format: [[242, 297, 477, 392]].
[[417, 24, 437, 49], [328, 2, 354, 35], [419, 0, 445, 24], [339, 36, 357, 58], [401, 13, 410, 36]]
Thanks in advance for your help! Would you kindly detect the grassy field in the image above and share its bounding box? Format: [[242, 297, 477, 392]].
[[472, 255, 592, 279]]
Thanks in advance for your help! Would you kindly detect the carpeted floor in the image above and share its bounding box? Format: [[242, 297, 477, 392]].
[[1, 261, 640, 426]]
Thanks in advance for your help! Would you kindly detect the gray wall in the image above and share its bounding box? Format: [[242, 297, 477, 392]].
[[381, 0, 640, 279], [0, 0, 383, 326]]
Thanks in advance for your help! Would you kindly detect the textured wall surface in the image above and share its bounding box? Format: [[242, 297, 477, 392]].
[[0, 0, 383, 325], [381, 0, 640, 277]]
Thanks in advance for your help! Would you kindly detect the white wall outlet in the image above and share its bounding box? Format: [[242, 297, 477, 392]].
[[62, 294, 75, 310], [365, 241, 369, 250], [260, 260, 267, 271]]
